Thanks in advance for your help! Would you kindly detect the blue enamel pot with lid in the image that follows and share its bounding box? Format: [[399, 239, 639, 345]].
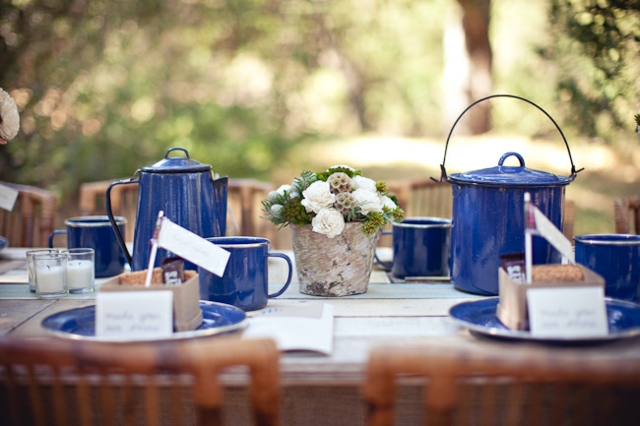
[[435, 94, 582, 295]]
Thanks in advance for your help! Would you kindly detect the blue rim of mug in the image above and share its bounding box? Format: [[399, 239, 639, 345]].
[[65, 215, 127, 226], [574, 234, 640, 246], [392, 217, 452, 228], [205, 236, 270, 248]]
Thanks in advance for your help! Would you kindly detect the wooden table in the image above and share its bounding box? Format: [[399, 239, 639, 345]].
[[2, 247, 640, 425]]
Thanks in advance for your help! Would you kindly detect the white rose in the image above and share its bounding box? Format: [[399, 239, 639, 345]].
[[312, 208, 345, 238], [352, 188, 383, 214], [351, 175, 377, 192], [381, 195, 397, 210], [301, 180, 335, 213]]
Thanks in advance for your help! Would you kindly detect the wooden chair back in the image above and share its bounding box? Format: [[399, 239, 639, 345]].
[[0, 337, 280, 426], [78, 179, 138, 242], [364, 345, 640, 426], [227, 178, 278, 244], [0, 182, 56, 247], [614, 195, 640, 234], [386, 179, 452, 219]]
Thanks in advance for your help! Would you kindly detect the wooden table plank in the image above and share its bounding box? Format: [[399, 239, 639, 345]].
[[7, 299, 96, 338], [0, 299, 56, 336]]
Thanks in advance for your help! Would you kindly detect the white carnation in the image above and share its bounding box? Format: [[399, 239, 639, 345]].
[[381, 195, 397, 210], [352, 188, 383, 214], [351, 175, 377, 192], [301, 180, 335, 213], [311, 208, 345, 238]]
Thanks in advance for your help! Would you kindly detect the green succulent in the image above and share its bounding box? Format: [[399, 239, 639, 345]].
[[281, 197, 314, 226], [316, 166, 362, 181]]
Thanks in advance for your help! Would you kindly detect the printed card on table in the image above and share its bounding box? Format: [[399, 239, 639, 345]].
[[96, 291, 174, 339], [527, 287, 608, 338]]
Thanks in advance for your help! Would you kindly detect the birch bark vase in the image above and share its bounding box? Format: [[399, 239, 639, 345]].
[[290, 223, 381, 297]]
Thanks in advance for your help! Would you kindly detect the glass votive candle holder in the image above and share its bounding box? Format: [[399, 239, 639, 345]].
[[60, 248, 95, 293], [34, 253, 68, 299], [62, 248, 95, 293], [26, 249, 59, 293]]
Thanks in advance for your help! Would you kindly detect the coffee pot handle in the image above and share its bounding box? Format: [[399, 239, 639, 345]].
[[106, 178, 139, 266], [432, 93, 584, 183]]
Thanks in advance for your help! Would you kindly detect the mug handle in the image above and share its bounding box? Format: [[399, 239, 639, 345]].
[[374, 230, 393, 271], [48, 229, 67, 248], [267, 252, 293, 298]]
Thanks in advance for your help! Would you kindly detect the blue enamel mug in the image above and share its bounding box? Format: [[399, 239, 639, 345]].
[[49, 215, 127, 278], [377, 217, 452, 278], [198, 237, 293, 311], [575, 234, 640, 303]]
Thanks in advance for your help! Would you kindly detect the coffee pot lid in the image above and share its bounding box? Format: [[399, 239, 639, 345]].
[[141, 147, 211, 173], [448, 152, 573, 187]]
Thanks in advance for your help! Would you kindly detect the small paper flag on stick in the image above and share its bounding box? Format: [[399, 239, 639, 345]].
[[524, 192, 576, 284]]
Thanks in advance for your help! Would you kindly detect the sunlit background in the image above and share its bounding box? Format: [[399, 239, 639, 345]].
[[1, 0, 639, 236]]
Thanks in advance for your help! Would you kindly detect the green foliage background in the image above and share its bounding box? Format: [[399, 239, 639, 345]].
[[1, 0, 639, 212]]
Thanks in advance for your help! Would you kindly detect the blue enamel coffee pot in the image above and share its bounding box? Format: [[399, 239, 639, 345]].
[[434, 94, 582, 295], [106, 147, 228, 271]]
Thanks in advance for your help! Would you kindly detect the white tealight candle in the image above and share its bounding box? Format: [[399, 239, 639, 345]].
[[36, 265, 66, 293], [66, 260, 94, 290]]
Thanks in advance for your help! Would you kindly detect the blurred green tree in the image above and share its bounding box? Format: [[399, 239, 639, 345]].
[[545, 0, 640, 143], [1, 0, 451, 205]]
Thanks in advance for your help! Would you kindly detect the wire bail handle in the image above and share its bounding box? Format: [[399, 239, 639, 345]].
[[432, 94, 583, 183]]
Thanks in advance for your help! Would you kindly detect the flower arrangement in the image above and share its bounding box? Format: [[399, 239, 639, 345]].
[[262, 165, 404, 238], [0, 88, 20, 145]]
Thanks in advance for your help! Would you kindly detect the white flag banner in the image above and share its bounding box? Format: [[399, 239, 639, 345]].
[[156, 217, 230, 277], [525, 194, 575, 264]]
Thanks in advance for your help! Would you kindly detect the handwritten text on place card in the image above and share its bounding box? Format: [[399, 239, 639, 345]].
[[527, 287, 608, 338], [96, 291, 173, 339], [0, 184, 19, 212], [157, 217, 230, 277]]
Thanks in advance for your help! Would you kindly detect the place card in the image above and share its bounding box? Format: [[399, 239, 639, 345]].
[[527, 287, 608, 338], [0, 184, 18, 211], [156, 217, 230, 277], [96, 291, 173, 339]]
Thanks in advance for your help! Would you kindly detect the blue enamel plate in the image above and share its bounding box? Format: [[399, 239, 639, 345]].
[[449, 297, 640, 342], [41, 300, 247, 342], [0, 236, 8, 251]]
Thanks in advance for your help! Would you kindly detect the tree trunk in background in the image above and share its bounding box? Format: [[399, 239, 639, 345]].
[[442, 0, 492, 135]]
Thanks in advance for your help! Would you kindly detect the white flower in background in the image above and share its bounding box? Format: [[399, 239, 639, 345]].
[[381, 195, 397, 210], [351, 175, 377, 192], [0, 89, 20, 144], [352, 188, 383, 214], [268, 184, 292, 202], [270, 204, 283, 218], [312, 208, 345, 238], [276, 184, 290, 195], [301, 180, 335, 213]]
